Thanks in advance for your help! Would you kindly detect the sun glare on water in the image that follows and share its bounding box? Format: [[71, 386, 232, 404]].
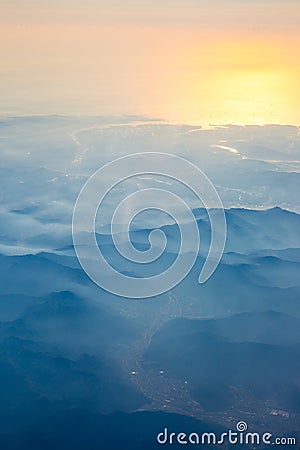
[[165, 38, 300, 126]]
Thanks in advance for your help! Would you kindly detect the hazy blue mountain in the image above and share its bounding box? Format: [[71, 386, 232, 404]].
[[143, 314, 300, 412], [0, 411, 233, 450], [1, 117, 300, 447]]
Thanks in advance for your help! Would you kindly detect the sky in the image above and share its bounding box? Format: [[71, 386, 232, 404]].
[[1, 0, 300, 125]]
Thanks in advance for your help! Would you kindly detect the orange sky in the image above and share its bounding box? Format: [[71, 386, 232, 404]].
[[1, 1, 299, 125]]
